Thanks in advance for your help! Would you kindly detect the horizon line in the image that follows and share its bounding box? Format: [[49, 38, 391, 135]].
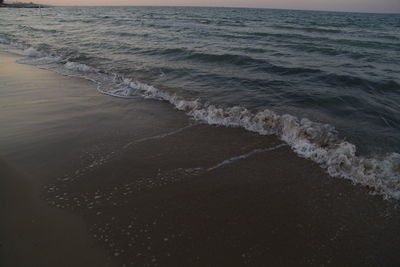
[[38, 4, 400, 15]]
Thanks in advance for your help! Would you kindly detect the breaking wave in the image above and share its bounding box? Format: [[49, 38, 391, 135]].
[[64, 62, 98, 73], [120, 79, 400, 200], [5, 44, 400, 200], [271, 24, 342, 34], [23, 47, 46, 57]]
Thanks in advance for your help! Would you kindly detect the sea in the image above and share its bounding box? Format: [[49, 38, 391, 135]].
[[0, 6, 399, 198]]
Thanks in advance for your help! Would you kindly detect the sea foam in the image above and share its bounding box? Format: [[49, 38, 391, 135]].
[[64, 62, 98, 73], [23, 47, 45, 57]]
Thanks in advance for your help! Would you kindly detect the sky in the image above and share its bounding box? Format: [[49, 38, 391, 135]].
[[30, 0, 400, 13]]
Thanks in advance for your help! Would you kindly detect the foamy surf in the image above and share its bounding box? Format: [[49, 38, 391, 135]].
[[4, 44, 400, 200]]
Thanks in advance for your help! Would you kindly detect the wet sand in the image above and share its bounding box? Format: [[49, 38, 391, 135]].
[[1, 52, 400, 266]]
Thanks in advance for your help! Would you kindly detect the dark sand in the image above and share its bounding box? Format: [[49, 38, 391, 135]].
[[1, 52, 400, 266]]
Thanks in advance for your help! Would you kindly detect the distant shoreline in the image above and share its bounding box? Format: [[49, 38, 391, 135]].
[[0, 3, 50, 8]]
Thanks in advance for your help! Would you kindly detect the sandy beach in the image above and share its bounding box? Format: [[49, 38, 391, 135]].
[[1, 52, 400, 266]]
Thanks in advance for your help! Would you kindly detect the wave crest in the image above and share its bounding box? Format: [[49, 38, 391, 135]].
[[23, 47, 45, 57], [64, 62, 97, 73]]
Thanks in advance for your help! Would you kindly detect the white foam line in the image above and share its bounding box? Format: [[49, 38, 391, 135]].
[[207, 144, 288, 171], [123, 124, 197, 149]]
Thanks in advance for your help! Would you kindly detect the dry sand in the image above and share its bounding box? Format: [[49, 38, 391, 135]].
[[1, 52, 400, 266]]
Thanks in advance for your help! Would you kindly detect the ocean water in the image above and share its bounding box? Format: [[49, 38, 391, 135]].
[[1, 6, 400, 198]]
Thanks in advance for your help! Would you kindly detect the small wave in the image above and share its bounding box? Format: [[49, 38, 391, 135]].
[[247, 31, 400, 51], [57, 18, 95, 24], [268, 65, 322, 75], [376, 33, 400, 41], [181, 51, 320, 75], [272, 24, 341, 34], [140, 47, 189, 56], [216, 20, 246, 27], [197, 19, 211, 24], [334, 38, 400, 51], [247, 31, 306, 40], [23, 47, 45, 57], [186, 52, 261, 65], [64, 62, 97, 73], [0, 37, 10, 45], [0, 37, 27, 51], [280, 43, 374, 59], [104, 31, 139, 38], [232, 47, 271, 53], [107, 79, 400, 200], [320, 73, 400, 93], [193, 18, 246, 27], [18, 25, 59, 34], [16, 47, 62, 65]]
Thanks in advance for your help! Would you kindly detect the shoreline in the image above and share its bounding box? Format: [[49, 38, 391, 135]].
[[0, 3, 49, 8], [1, 51, 400, 266], [5, 42, 398, 200]]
